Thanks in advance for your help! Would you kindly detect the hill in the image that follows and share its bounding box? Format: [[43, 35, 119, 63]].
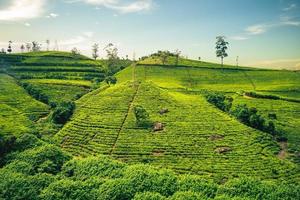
[[0, 52, 299, 199], [55, 55, 300, 182]]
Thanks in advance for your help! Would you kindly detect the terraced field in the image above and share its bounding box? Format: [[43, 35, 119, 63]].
[[0, 52, 105, 105], [56, 81, 299, 181], [233, 95, 300, 162], [0, 73, 49, 136]]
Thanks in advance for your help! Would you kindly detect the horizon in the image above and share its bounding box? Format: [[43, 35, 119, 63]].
[[1, 0, 300, 70]]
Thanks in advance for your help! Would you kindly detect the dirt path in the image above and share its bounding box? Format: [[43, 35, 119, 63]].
[[278, 141, 288, 159], [110, 82, 140, 155]]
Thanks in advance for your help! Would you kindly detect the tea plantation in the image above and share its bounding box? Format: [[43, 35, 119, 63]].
[[0, 53, 299, 199]]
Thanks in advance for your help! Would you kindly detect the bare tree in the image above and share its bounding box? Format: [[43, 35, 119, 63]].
[[26, 43, 32, 52], [216, 36, 229, 67], [92, 43, 99, 60], [46, 39, 50, 51], [71, 47, 80, 58], [32, 41, 41, 52]]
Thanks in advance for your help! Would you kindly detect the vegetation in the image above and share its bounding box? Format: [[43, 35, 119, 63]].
[[0, 51, 299, 199]]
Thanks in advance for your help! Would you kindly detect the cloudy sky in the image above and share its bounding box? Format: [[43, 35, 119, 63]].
[[0, 0, 300, 69]]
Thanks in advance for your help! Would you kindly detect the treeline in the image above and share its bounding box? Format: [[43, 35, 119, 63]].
[[245, 91, 300, 103], [206, 92, 286, 141], [0, 131, 299, 200]]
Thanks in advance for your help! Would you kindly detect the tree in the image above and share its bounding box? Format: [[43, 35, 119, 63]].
[[106, 44, 119, 75], [7, 41, 12, 53], [133, 105, 152, 128], [20, 44, 25, 53], [71, 47, 80, 57], [26, 43, 32, 52], [46, 39, 50, 51], [92, 43, 99, 60], [215, 36, 229, 67], [32, 41, 41, 52], [160, 51, 168, 65], [174, 49, 181, 65], [0, 48, 5, 54], [105, 76, 117, 85]]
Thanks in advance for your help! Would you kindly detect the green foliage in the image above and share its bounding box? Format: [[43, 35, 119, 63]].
[[169, 191, 206, 200], [105, 76, 117, 85], [40, 179, 101, 200], [0, 170, 55, 200], [51, 102, 75, 124], [133, 105, 152, 128], [205, 92, 233, 112], [21, 82, 49, 104], [0, 132, 16, 158], [133, 192, 166, 200], [9, 144, 71, 174], [61, 156, 125, 179]]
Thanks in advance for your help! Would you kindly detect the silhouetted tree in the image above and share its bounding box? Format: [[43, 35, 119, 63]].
[[216, 36, 229, 67], [32, 41, 41, 52], [20, 44, 25, 53], [7, 41, 12, 53], [92, 43, 99, 60]]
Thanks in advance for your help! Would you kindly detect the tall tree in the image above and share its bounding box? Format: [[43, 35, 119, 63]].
[[26, 43, 32, 52], [216, 36, 229, 67], [46, 39, 50, 51], [160, 51, 168, 65], [20, 44, 25, 53], [7, 41, 12, 53], [106, 44, 119, 75], [92, 43, 99, 60]]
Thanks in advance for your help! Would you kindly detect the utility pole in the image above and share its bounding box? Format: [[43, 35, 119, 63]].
[[236, 56, 239, 67]]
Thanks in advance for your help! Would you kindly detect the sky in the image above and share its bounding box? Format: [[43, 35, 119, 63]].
[[0, 0, 300, 69]]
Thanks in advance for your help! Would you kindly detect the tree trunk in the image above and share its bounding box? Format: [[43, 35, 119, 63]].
[[221, 57, 224, 68]]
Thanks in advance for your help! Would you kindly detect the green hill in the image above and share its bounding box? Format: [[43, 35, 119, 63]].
[[54, 56, 300, 182], [1, 52, 300, 199]]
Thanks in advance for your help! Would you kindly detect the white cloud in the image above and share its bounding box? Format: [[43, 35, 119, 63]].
[[69, 0, 154, 13], [82, 31, 94, 38], [283, 3, 297, 11], [280, 16, 300, 26], [46, 13, 59, 18], [24, 22, 31, 27], [0, 0, 46, 21], [245, 24, 269, 35]]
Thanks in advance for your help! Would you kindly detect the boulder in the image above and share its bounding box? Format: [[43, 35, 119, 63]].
[[159, 108, 169, 115]]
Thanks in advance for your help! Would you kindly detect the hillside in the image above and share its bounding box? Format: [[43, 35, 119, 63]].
[[0, 53, 299, 199], [55, 55, 300, 182]]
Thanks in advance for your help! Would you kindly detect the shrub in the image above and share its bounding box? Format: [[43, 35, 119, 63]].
[[51, 102, 75, 124], [169, 191, 206, 200], [40, 179, 101, 200], [13, 133, 44, 152], [177, 175, 218, 198], [133, 105, 152, 128], [11, 144, 71, 174], [21, 82, 49, 104], [205, 92, 233, 112], [0, 132, 16, 158], [61, 156, 125, 180], [105, 76, 117, 85], [133, 192, 166, 200], [123, 164, 178, 197], [0, 170, 55, 200]]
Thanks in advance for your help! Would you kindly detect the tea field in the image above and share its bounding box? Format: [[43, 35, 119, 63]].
[[56, 57, 300, 182]]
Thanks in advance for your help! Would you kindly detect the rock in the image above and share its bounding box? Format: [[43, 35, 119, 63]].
[[153, 122, 164, 132], [159, 108, 169, 115], [214, 147, 231, 154], [209, 134, 224, 141]]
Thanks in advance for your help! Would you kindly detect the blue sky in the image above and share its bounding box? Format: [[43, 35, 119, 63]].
[[0, 0, 300, 69]]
